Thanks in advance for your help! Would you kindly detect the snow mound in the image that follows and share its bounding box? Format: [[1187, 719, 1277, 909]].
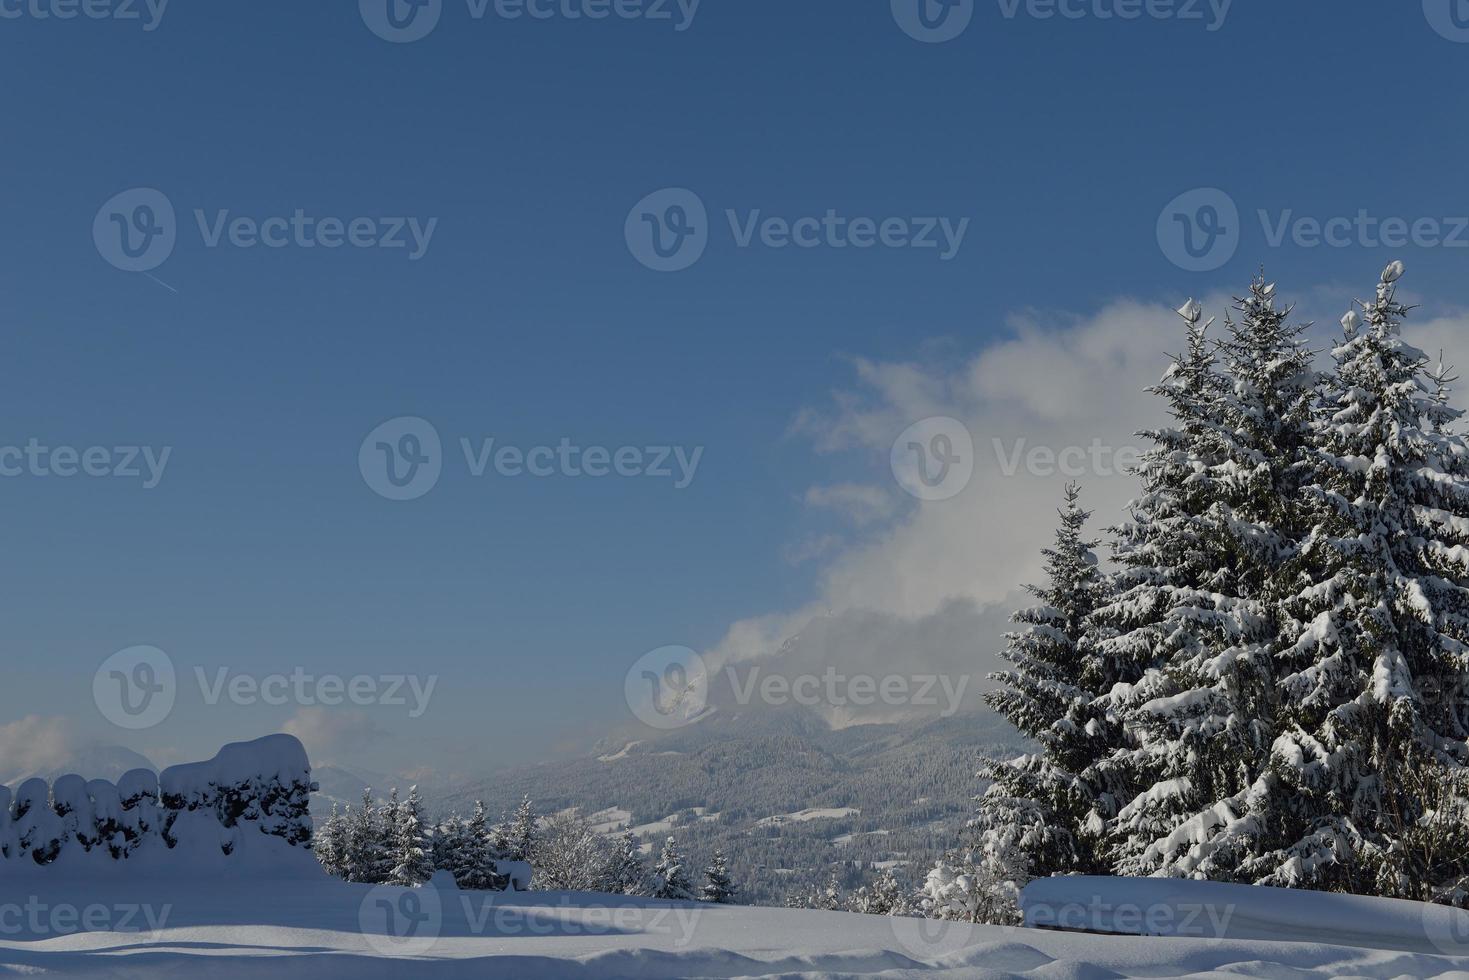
[[2, 734, 319, 876]]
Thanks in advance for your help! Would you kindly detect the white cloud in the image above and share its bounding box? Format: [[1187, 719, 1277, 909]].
[[782, 533, 845, 566], [803, 483, 897, 526], [0, 715, 86, 783], [282, 709, 386, 765]]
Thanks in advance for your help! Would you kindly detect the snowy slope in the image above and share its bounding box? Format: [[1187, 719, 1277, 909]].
[[5, 876, 1469, 978]]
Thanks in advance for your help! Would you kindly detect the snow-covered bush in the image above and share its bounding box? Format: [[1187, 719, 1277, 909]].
[[920, 856, 1018, 925], [13, 778, 64, 865], [533, 810, 613, 891], [847, 867, 912, 916]]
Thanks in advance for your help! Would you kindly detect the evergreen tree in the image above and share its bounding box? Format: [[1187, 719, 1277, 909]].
[[430, 812, 464, 876], [1086, 298, 1235, 872], [457, 801, 508, 891], [1108, 278, 1319, 880], [700, 849, 736, 904], [507, 795, 537, 864], [1252, 261, 1469, 901], [607, 831, 649, 896], [974, 481, 1111, 895], [388, 786, 434, 886], [315, 802, 344, 877], [341, 790, 388, 884], [650, 836, 695, 900]]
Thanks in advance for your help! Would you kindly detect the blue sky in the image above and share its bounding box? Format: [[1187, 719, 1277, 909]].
[[2, 1, 1468, 778]]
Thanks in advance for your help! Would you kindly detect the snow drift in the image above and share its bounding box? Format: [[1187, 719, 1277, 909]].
[[1022, 874, 1469, 955]]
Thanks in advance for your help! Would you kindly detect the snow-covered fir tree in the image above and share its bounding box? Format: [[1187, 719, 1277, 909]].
[[1107, 278, 1320, 880], [1249, 262, 1469, 902], [430, 811, 465, 876], [314, 802, 344, 877], [506, 795, 537, 864], [972, 481, 1111, 910], [700, 849, 736, 904], [388, 786, 434, 886], [650, 836, 695, 901], [340, 790, 388, 884], [455, 801, 508, 891], [607, 831, 649, 896]]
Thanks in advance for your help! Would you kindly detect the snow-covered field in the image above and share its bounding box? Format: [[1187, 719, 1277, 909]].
[[752, 807, 861, 829], [7, 874, 1469, 978]]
